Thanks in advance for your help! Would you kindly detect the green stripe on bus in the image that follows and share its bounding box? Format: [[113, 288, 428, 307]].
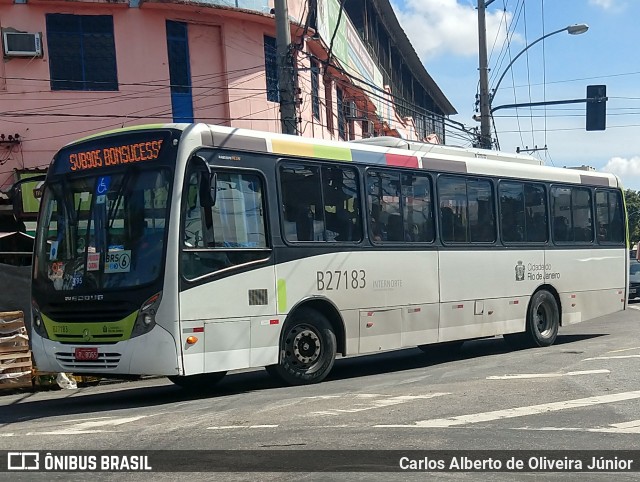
[[277, 279, 287, 312], [41, 311, 138, 343], [314, 144, 352, 161]]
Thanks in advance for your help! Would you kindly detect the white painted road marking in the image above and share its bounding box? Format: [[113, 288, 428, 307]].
[[376, 391, 640, 428], [487, 369, 609, 380], [516, 419, 640, 434], [207, 425, 278, 430], [29, 415, 150, 435], [607, 346, 640, 353], [312, 393, 450, 416], [582, 355, 640, 361]]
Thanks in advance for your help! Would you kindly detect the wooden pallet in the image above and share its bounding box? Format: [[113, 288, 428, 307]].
[[0, 311, 33, 390]]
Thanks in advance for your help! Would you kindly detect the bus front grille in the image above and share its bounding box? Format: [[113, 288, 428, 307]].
[[44, 302, 136, 324], [55, 352, 121, 370]]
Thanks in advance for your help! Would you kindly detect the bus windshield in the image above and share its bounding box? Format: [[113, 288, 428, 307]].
[[34, 169, 172, 291]]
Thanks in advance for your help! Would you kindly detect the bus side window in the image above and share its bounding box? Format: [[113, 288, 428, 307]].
[[596, 189, 624, 244], [322, 166, 362, 242], [279, 163, 324, 242], [386, 214, 404, 241]]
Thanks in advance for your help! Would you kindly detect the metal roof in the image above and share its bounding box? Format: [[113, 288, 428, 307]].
[[372, 0, 457, 115]]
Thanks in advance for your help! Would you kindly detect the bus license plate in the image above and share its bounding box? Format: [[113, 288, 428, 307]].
[[75, 347, 99, 361]]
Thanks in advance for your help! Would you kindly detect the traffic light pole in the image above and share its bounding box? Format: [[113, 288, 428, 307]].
[[491, 98, 590, 113], [491, 87, 607, 132]]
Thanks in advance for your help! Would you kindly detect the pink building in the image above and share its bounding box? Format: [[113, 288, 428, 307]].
[[0, 0, 455, 229]]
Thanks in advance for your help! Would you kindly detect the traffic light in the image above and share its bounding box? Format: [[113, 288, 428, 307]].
[[586, 85, 607, 131]]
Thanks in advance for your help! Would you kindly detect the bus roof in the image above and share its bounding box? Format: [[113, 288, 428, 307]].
[[63, 123, 620, 189], [191, 124, 620, 189]]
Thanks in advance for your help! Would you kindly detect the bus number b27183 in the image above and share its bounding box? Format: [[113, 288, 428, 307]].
[[316, 270, 366, 291]]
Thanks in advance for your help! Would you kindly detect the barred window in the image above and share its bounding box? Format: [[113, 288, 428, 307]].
[[46, 14, 118, 91]]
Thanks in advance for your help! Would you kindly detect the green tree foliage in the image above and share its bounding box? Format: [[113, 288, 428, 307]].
[[626, 189, 640, 246]]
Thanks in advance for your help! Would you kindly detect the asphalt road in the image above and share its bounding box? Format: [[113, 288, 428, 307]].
[[1, 306, 640, 481]]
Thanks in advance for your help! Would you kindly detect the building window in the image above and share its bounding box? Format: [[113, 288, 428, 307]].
[[337, 87, 346, 140], [264, 35, 279, 102], [311, 60, 320, 120], [166, 20, 194, 123], [46, 14, 118, 91], [324, 75, 333, 133]]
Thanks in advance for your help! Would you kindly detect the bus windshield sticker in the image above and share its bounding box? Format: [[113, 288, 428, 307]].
[[105, 249, 132, 274], [48, 262, 64, 281], [95, 176, 111, 204], [87, 253, 100, 271], [49, 240, 59, 260]]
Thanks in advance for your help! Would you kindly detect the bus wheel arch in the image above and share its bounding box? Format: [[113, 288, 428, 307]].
[[267, 300, 341, 385], [298, 298, 346, 356]]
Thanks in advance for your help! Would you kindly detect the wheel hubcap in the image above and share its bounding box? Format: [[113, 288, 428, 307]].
[[535, 304, 551, 336], [287, 325, 321, 367]]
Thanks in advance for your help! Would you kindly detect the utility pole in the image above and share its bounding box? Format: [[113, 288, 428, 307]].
[[477, 0, 493, 149], [275, 0, 298, 135]]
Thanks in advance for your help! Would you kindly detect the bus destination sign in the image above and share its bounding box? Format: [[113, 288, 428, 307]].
[[68, 140, 164, 172]]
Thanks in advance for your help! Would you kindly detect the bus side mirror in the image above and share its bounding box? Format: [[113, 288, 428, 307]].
[[191, 155, 217, 206]]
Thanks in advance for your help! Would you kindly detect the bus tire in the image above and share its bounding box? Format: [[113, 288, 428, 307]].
[[524, 290, 559, 347], [168, 372, 227, 390], [267, 308, 336, 386]]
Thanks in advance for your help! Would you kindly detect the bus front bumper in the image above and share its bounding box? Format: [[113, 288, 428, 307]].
[[31, 325, 179, 376]]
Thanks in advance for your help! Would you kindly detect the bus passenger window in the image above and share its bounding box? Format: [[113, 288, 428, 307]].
[[279, 163, 324, 242], [402, 173, 434, 242], [367, 169, 401, 243], [596, 189, 624, 244], [322, 166, 362, 242], [438, 176, 469, 243]]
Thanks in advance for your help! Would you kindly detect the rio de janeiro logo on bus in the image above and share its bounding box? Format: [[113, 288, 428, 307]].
[[515, 261, 525, 281]]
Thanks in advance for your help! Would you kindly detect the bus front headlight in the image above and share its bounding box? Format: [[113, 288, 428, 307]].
[[131, 291, 162, 338], [31, 299, 49, 339]]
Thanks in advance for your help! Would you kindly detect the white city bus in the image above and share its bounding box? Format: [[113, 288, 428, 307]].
[[31, 124, 628, 388]]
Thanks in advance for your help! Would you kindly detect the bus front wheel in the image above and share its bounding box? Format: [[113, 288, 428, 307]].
[[266, 308, 337, 385], [168, 371, 227, 390]]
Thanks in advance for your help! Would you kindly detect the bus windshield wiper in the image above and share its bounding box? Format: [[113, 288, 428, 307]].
[[107, 169, 137, 229], [51, 180, 77, 226]]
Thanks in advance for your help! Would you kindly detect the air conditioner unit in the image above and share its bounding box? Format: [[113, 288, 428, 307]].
[[2, 31, 42, 57]]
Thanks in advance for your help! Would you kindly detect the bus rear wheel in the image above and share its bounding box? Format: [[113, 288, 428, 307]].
[[506, 290, 559, 348], [168, 371, 227, 390], [525, 290, 559, 347], [266, 308, 336, 385]]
